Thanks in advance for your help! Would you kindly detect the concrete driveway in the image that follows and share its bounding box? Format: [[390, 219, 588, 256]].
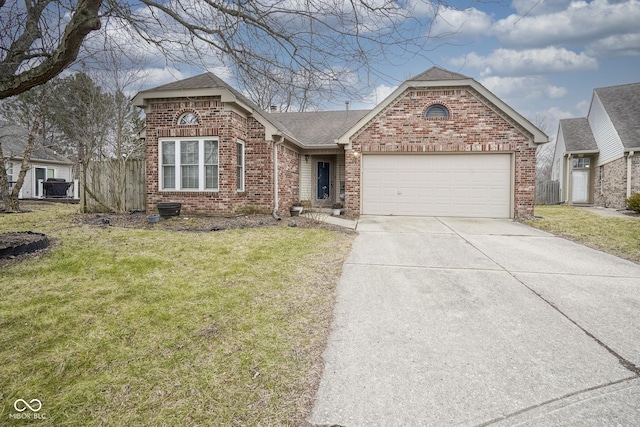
[[310, 216, 640, 426]]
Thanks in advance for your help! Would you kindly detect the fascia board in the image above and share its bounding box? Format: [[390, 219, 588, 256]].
[[337, 82, 411, 146], [337, 78, 549, 147], [132, 88, 304, 147], [566, 150, 600, 155], [467, 80, 548, 145], [133, 88, 237, 108]]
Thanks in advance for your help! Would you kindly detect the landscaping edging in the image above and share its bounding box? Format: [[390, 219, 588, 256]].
[[0, 232, 50, 258]]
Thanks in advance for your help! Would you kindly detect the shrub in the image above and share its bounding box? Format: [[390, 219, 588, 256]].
[[627, 193, 640, 212]]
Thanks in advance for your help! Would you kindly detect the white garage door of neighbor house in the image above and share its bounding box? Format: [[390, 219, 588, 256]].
[[362, 154, 512, 218]]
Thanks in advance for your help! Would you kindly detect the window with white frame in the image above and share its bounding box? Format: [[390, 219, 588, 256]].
[[7, 162, 13, 183], [572, 158, 590, 169], [159, 138, 218, 191], [237, 141, 244, 191]]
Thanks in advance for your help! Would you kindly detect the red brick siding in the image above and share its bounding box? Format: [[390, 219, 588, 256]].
[[277, 144, 301, 214], [145, 97, 277, 215], [347, 88, 537, 218]]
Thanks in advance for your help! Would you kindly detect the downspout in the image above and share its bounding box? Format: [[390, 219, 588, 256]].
[[627, 151, 635, 200], [272, 136, 283, 220]]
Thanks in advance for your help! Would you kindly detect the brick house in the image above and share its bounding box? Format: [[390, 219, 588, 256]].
[[133, 67, 547, 219], [552, 82, 640, 208]]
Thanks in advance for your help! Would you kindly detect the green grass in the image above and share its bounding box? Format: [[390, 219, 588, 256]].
[[0, 203, 354, 426], [528, 205, 640, 264]]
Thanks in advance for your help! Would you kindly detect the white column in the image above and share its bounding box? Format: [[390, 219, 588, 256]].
[[627, 151, 635, 199], [73, 179, 79, 199]]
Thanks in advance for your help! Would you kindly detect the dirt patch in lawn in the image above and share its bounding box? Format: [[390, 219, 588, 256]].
[[75, 211, 356, 234]]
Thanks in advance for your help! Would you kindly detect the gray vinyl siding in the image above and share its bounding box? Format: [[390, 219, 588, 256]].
[[589, 93, 624, 166], [300, 158, 312, 202]]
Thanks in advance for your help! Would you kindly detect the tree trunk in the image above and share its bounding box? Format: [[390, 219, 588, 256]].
[[1, 112, 42, 211]]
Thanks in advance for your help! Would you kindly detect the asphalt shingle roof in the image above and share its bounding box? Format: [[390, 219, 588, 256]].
[[409, 66, 470, 81], [273, 110, 370, 146], [595, 82, 640, 149], [559, 118, 598, 152], [0, 122, 72, 163]]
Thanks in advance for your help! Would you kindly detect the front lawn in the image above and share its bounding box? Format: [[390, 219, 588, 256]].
[[0, 203, 354, 425], [528, 205, 640, 264]]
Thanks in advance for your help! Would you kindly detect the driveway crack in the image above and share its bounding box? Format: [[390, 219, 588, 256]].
[[437, 217, 640, 377]]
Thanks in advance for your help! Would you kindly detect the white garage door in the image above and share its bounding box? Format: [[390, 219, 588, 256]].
[[362, 154, 512, 218]]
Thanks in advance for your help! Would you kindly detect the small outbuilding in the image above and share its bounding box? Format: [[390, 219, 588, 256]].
[[0, 122, 74, 199]]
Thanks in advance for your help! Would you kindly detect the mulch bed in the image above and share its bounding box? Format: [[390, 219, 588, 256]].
[[1, 209, 354, 268], [74, 211, 355, 234]]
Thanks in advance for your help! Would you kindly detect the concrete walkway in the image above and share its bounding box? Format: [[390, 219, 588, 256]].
[[310, 216, 640, 426], [576, 206, 637, 219]]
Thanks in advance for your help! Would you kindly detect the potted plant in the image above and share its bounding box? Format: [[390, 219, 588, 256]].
[[332, 202, 343, 216], [291, 202, 304, 215], [290, 202, 303, 216]]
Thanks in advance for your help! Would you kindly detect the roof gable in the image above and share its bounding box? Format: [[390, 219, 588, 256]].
[[337, 67, 548, 146], [594, 82, 640, 150], [133, 73, 299, 145], [558, 118, 599, 153], [408, 66, 470, 81]]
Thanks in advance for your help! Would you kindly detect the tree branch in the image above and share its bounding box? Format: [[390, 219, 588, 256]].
[[0, 0, 103, 98]]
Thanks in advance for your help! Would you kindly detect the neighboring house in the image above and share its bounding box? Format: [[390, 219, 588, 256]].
[[133, 67, 547, 219], [0, 122, 74, 199], [552, 82, 640, 208]]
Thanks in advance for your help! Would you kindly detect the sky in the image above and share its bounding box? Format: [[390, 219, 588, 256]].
[[116, 0, 640, 140], [362, 0, 640, 138]]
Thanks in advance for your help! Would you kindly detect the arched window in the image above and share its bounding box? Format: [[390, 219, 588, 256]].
[[424, 104, 449, 118], [178, 112, 199, 125]]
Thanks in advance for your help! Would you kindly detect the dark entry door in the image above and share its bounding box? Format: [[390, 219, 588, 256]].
[[317, 161, 330, 200]]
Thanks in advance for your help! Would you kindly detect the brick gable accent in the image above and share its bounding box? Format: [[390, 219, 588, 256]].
[[346, 88, 537, 218]]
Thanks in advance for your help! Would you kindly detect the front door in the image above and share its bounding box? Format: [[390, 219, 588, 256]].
[[571, 170, 589, 203], [317, 161, 330, 201]]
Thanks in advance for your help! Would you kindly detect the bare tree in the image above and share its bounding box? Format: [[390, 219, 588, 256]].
[[0, 85, 50, 211], [533, 114, 555, 181], [88, 45, 146, 212], [1, 0, 460, 100]]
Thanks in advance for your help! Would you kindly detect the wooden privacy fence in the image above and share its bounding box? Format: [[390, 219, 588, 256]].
[[85, 159, 145, 212], [536, 180, 560, 205]]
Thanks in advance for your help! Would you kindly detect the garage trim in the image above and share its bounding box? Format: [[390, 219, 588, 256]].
[[360, 152, 514, 218]]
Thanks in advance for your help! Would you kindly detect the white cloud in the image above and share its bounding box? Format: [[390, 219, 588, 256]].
[[510, 0, 574, 16], [546, 85, 568, 99], [140, 68, 195, 90], [492, 0, 640, 50], [430, 6, 492, 38], [586, 33, 640, 57], [360, 84, 397, 108], [448, 47, 598, 76], [479, 75, 567, 101], [576, 100, 591, 115]]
